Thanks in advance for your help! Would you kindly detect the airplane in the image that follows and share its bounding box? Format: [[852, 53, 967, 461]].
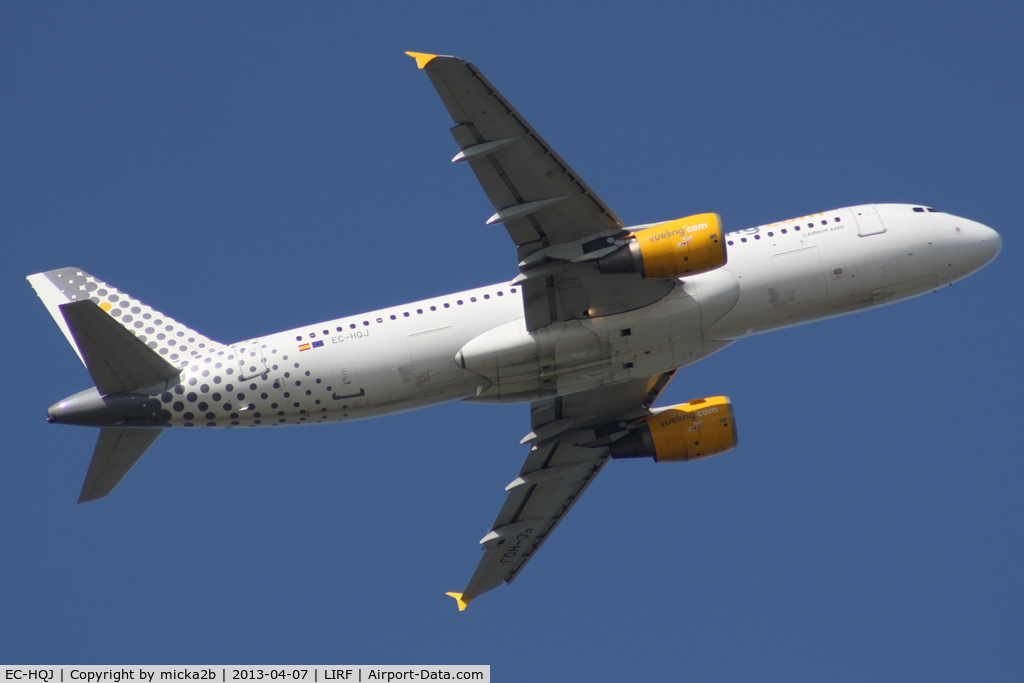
[[29, 52, 1001, 611]]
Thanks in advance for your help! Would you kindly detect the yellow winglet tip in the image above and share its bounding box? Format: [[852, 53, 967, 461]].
[[445, 592, 473, 611], [405, 52, 438, 69]]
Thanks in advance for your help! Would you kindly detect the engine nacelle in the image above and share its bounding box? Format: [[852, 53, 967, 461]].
[[598, 213, 727, 279], [610, 396, 737, 463]]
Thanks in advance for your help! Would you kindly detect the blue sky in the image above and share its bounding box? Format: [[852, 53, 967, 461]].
[[2, 2, 1022, 680]]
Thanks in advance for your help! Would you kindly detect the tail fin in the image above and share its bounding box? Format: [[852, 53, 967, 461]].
[[79, 428, 162, 503], [27, 267, 223, 366]]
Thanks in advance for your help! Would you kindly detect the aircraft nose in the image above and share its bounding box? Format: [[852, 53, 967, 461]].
[[950, 216, 1001, 274], [976, 222, 1002, 266]]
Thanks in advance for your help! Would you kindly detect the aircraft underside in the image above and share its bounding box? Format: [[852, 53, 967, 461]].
[[28, 52, 1001, 609]]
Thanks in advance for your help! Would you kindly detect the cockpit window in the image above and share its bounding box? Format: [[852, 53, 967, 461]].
[[913, 206, 942, 213], [913, 207, 925, 212], [927, 208, 941, 213]]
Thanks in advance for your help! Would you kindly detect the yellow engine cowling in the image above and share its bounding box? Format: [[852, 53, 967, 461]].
[[609, 396, 737, 463], [598, 213, 727, 279]]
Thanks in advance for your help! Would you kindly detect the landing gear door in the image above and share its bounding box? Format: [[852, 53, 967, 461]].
[[234, 340, 268, 380], [854, 205, 886, 236]]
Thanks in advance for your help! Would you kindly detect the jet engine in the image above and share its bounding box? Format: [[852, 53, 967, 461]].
[[598, 213, 726, 279], [610, 396, 737, 462]]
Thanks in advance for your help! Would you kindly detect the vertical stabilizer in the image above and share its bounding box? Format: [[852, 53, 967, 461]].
[[27, 267, 223, 366]]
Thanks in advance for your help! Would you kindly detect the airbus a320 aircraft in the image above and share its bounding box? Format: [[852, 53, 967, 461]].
[[30, 53, 1001, 610]]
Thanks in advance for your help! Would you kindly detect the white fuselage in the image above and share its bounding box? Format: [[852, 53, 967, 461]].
[[158, 204, 999, 429]]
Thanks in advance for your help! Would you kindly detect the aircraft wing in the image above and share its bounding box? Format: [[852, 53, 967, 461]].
[[446, 370, 676, 610], [407, 52, 623, 248], [408, 53, 674, 330]]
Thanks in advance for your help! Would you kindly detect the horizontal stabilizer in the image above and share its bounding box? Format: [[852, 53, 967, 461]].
[[60, 301, 180, 395], [79, 428, 162, 503]]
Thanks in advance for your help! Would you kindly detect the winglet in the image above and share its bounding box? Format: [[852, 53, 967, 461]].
[[405, 52, 438, 69], [445, 592, 473, 611]]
